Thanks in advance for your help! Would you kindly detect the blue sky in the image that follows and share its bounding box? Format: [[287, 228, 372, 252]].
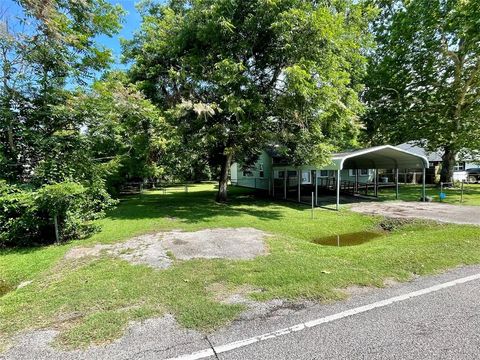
[[2, 0, 144, 69]]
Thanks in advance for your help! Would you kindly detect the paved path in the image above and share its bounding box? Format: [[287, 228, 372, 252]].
[[2, 266, 480, 360], [349, 201, 480, 226]]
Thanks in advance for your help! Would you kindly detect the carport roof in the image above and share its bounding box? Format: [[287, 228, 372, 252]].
[[320, 145, 429, 170]]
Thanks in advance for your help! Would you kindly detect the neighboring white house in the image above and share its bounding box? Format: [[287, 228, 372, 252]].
[[397, 142, 480, 183]]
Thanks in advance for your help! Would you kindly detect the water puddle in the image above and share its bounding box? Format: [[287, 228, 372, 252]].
[[312, 232, 384, 247]]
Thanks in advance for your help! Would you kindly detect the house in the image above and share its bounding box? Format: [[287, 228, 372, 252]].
[[230, 145, 428, 209], [396, 142, 480, 183]]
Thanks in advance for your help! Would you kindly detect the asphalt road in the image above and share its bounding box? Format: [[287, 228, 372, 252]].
[[214, 271, 480, 360], [2, 266, 480, 360]]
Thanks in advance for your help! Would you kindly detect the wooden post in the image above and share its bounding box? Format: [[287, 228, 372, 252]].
[[54, 214, 60, 244], [461, 180, 464, 203]]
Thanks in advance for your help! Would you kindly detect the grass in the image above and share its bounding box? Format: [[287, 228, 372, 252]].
[[1, 183, 480, 351], [378, 183, 480, 206]]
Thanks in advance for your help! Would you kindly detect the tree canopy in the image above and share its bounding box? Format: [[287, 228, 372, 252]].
[[363, 0, 480, 182], [125, 0, 375, 201]]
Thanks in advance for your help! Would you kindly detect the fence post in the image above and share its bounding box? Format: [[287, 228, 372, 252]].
[[311, 192, 314, 219], [461, 180, 464, 203], [54, 214, 60, 244]]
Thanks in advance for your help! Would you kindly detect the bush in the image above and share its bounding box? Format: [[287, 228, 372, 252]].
[[0, 181, 117, 247]]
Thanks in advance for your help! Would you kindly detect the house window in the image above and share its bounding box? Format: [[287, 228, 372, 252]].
[[242, 167, 254, 177], [258, 164, 264, 178], [274, 170, 285, 179], [301, 171, 311, 184], [319, 170, 329, 177], [350, 169, 371, 176], [454, 162, 465, 171]]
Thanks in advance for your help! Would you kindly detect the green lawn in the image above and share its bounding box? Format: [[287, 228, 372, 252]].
[[378, 183, 480, 206], [1, 184, 480, 351]]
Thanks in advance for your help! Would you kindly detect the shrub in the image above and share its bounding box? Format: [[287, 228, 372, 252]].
[[0, 181, 117, 247]]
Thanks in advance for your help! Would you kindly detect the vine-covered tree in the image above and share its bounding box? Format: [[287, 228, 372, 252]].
[[363, 0, 480, 182], [125, 0, 374, 201]]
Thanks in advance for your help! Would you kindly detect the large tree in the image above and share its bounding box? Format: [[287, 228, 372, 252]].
[[363, 0, 480, 182], [64, 72, 172, 192], [125, 0, 374, 201], [0, 0, 124, 183]]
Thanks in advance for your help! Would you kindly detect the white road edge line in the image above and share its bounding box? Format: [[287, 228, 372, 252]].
[[166, 272, 480, 360]]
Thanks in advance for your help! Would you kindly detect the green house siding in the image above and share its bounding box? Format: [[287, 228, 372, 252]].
[[231, 152, 378, 191], [230, 151, 272, 190]]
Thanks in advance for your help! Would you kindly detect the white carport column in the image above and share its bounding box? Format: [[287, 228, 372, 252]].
[[422, 167, 426, 202], [297, 168, 301, 202], [395, 168, 399, 200], [283, 168, 287, 200], [336, 169, 341, 211], [314, 170, 318, 206]]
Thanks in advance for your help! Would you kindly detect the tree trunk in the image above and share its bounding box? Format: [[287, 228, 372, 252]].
[[216, 153, 232, 203], [440, 146, 456, 183]]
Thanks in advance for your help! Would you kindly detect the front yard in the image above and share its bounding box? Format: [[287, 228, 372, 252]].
[[1, 184, 480, 351]]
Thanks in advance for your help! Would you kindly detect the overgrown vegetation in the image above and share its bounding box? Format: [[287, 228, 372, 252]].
[[1, 184, 479, 350], [0, 181, 116, 246]]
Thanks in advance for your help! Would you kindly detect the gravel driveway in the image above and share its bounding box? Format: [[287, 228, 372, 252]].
[[349, 201, 480, 226]]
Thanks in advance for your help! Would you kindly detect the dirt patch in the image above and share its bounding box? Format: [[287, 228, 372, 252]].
[[64, 228, 268, 270], [0, 279, 13, 297], [163, 228, 268, 260], [110, 233, 172, 269], [64, 244, 110, 260], [338, 285, 376, 297], [64, 233, 171, 269], [349, 201, 480, 226]]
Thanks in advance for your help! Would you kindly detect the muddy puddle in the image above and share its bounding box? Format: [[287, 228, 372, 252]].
[[312, 231, 384, 247]]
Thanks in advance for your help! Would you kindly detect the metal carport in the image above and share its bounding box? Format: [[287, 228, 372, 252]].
[[321, 145, 429, 210]]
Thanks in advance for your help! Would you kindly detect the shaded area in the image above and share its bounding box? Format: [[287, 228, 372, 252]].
[[0, 279, 13, 297], [312, 232, 384, 247], [106, 186, 293, 223]]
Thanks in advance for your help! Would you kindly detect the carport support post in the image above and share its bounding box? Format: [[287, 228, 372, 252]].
[[336, 169, 341, 211], [297, 168, 301, 203], [283, 168, 287, 200], [314, 170, 318, 206], [395, 168, 399, 200], [355, 169, 359, 194], [374, 169, 378, 197], [422, 168, 426, 202]]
